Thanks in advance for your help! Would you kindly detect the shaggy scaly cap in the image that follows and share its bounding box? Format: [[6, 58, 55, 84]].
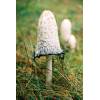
[[35, 10, 63, 57], [60, 19, 72, 42]]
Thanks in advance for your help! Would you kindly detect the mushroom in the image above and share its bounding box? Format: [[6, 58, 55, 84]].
[[33, 10, 63, 86], [68, 34, 77, 52], [60, 19, 77, 52], [60, 19, 72, 43]]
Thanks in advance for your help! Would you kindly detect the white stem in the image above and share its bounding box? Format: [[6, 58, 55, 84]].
[[46, 55, 52, 86]]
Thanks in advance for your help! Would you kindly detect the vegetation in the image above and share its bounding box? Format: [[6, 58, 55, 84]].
[[16, 0, 83, 99]]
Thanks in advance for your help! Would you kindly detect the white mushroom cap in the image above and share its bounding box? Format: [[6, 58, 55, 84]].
[[68, 34, 77, 49], [60, 19, 72, 42], [35, 10, 63, 57]]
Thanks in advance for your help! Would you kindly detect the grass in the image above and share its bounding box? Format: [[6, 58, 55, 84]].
[[16, 0, 83, 99]]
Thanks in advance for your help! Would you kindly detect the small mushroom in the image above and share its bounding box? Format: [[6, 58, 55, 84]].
[[33, 10, 63, 86], [68, 34, 77, 52], [60, 19, 72, 43], [60, 19, 77, 52]]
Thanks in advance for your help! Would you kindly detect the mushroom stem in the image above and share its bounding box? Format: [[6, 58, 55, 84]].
[[46, 55, 52, 86]]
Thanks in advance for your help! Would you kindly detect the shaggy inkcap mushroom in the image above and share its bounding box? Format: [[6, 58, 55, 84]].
[[68, 34, 77, 50], [33, 10, 63, 86], [60, 19, 78, 52], [34, 10, 63, 58], [60, 19, 72, 42]]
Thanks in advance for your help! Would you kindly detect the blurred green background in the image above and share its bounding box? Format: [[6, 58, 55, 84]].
[[16, 0, 83, 99]]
